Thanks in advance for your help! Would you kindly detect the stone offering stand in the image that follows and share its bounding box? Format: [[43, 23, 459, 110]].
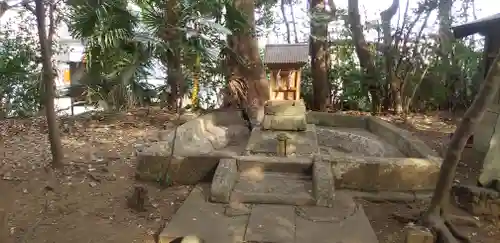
[[135, 100, 442, 243]]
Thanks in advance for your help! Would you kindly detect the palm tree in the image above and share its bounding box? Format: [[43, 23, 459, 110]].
[[66, 0, 245, 111]]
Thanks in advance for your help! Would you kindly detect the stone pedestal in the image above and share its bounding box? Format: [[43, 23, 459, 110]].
[[262, 100, 307, 131]]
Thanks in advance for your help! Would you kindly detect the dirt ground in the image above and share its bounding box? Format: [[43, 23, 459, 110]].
[[0, 108, 498, 243], [361, 111, 500, 243]]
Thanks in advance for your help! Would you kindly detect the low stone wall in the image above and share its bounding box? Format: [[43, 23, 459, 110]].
[[307, 112, 442, 192], [135, 110, 249, 184]]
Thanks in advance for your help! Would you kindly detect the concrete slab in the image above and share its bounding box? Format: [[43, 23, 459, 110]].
[[159, 185, 248, 243], [244, 205, 295, 243], [295, 205, 378, 243]]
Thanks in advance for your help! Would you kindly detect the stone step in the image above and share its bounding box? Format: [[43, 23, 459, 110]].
[[230, 172, 315, 206], [236, 155, 313, 174]]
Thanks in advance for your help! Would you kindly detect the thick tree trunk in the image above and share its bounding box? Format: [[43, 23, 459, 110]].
[[309, 0, 331, 111], [347, 0, 381, 113], [232, 0, 268, 125], [34, 0, 64, 168], [380, 0, 402, 114], [423, 54, 500, 243]]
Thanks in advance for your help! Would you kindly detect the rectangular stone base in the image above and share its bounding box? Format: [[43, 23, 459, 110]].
[[244, 124, 319, 157], [262, 114, 307, 131]]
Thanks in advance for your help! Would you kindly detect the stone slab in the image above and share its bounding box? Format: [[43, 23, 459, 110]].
[[159, 185, 248, 243], [295, 204, 378, 243], [262, 114, 307, 131], [236, 155, 313, 174], [264, 99, 306, 116], [231, 172, 314, 205], [211, 158, 239, 203], [327, 154, 440, 191], [244, 205, 295, 243], [316, 126, 404, 157], [479, 109, 500, 186], [312, 156, 335, 207], [245, 124, 319, 157]]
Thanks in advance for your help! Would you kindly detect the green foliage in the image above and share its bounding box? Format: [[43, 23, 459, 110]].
[[0, 18, 42, 118], [66, 0, 246, 110]]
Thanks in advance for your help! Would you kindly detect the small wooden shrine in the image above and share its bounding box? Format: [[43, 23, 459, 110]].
[[263, 44, 309, 101], [451, 13, 500, 186]]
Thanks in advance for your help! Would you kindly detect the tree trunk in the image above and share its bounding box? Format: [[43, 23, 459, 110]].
[[290, 2, 299, 43], [232, 0, 268, 125], [164, 0, 183, 111], [309, 0, 331, 111], [34, 0, 64, 168], [380, 0, 402, 114], [423, 54, 500, 243], [438, 0, 454, 110], [280, 0, 291, 43], [347, 0, 381, 113]]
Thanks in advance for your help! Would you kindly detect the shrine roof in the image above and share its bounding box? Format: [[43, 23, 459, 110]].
[[452, 13, 500, 38], [263, 43, 309, 65]]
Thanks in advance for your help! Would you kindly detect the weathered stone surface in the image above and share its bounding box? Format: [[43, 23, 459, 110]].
[[341, 190, 432, 202], [236, 155, 312, 174], [327, 155, 440, 191], [312, 156, 335, 207], [224, 203, 251, 216], [245, 124, 319, 157], [474, 110, 498, 153], [295, 204, 378, 243], [264, 99, 306, 116], [211, 158, 238, 203], [366, 116, 440, 162], [479, 110, 500, 186], [261, 114, 307, 131], [166, 156, 221, 185], [307, 111, 368, 128], [159, 185, 248, 243], [231, 172, 314, 205], [452, 184, 500, 217], [404, 225, 434, 243], [135, 110, 250, 185], [296, 192, 356, 222], [244, 205, 295, 243], [316, 126, 403, 157]]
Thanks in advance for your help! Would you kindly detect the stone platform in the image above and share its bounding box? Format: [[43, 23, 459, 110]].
[[244, 124, 319, 157], [159, 185, 379, 243]]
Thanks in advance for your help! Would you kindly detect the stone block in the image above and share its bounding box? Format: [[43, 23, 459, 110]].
[[328, 155, 440, 191], [262, 114, 307, 131], [210, 158, 238, 203], [312, 156, 335, 207], [306, 112, 368, 128], [264, 99, 306, 116], [366, 116, 440, 161], [167, 156, 220, 185], [404, 226, 434, 243]]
